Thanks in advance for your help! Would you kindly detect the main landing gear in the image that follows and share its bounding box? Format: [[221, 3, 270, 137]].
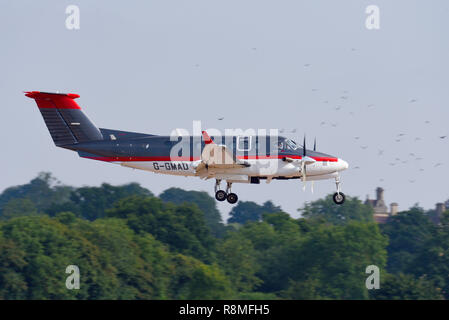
[[332, 175, 345, 205], [214, 180, 238, 204]]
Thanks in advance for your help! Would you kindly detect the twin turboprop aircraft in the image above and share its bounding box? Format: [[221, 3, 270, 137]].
[[26, 91, 349, 205]]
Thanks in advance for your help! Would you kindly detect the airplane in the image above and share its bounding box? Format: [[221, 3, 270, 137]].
[[25, 91, 349, 205]]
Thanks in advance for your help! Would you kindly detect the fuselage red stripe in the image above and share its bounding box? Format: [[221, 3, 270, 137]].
[[83, 155, 338, 162]]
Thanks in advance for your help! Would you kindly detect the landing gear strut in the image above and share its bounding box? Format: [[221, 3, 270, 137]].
[[214, 180, 238, 204], [214, 180, 227, 201], [333, 176, 345, 205], [226, 182, 238, 204]]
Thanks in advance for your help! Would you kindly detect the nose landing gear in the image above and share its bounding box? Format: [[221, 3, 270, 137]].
[[214, 180, 238, 204], [332, 175, 345, 205]]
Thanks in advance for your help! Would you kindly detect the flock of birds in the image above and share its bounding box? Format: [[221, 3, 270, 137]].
[[214, 61, 447, 186]]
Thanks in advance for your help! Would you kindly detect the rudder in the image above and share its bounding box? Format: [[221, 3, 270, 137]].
[[25, 91, 103, 146]]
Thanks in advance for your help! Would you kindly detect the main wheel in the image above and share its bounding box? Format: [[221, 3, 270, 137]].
[[215, 190, 227, 201], [333, 192, 345, 205], [226, 193, 238, 204]]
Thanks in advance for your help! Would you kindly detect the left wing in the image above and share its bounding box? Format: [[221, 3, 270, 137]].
[[194, 131, 250, 178]]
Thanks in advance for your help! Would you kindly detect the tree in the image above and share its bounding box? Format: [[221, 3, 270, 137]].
[[0, 172, 73, 217], [406, 211, 449, 299], [280, 222, 388, 299], [228, 200, 282, 224], [0, 215, 174, 299], [216, 234, 262, 293], [1, 198, 38, 220], [169, 254, 234, 299], [380, 206, 436, 274], [159, 188, 226, 238], [370, 273, 442, 300], [107, 196, 216, 263], [299, 194, 374, 225], [0, 238, 28, 299], [68, 183, 154, 220]]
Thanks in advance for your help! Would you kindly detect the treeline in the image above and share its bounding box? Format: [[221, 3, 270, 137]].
[[0, 172, 447, 299]]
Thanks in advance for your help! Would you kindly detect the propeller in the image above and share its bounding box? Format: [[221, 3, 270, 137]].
[[300, 135, 316, 191]]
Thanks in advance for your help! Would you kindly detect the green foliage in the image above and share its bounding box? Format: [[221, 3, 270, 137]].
[[1, 198, 38, 220], [0, 173, 448, 300], [404, 211, 449, 299], [216, 234, 262, 292], [380, 206, 436, 274], [234, 215, 388, 299], [0, 172, 73, 217], [370, 273, 443, 300], [65, 182, 154, 220], [107, 196, 216, 263], [280, 222, 388, 299], [228, 200, 282, 224], [159, 187, 226, 238], [169, 254, 234, 299], [300, 194, 374, 225]]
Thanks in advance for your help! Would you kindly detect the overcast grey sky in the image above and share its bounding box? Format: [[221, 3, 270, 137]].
[[1, 0, 448, 219]]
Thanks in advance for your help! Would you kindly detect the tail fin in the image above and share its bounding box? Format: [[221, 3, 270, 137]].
[[25, 91, 103, 146]]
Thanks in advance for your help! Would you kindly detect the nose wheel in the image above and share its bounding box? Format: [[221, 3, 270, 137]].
[[214, 180, 238, 204], [333, 176, 345, 205]]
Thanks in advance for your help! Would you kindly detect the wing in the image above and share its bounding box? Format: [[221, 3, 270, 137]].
[[194, 131, 250, 178]]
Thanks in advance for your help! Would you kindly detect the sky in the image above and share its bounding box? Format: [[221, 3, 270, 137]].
[[1, 0, 448, 220]]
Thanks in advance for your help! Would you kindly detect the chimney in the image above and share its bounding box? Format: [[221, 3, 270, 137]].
[[376, 187, 384, 201], [436, 203, 445, 217], [390, 203, 398, 216]]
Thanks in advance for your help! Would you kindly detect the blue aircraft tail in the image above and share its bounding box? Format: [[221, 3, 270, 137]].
[[25, 91, 103, 146]]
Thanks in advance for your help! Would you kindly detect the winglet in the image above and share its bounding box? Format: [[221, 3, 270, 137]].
[[202, 130, 214, 145]]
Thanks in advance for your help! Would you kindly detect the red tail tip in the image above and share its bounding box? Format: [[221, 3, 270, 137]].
[[24, 91, 80, 99]]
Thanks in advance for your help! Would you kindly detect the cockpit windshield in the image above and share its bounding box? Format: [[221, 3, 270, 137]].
[[275, 138, 300, 151], [285, 139, 299, 150]]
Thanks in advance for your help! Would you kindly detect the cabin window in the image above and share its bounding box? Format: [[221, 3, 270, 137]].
[[237, 136, 252, 151]]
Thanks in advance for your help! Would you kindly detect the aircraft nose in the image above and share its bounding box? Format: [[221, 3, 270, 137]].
[[338, 158, 349, 171]]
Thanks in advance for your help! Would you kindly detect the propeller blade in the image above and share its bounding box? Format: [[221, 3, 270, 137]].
[[311, 181, 314, 194], [301, 160, 307, 191], [303, 135, 306, 156], [313, 137, 316, 151]]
